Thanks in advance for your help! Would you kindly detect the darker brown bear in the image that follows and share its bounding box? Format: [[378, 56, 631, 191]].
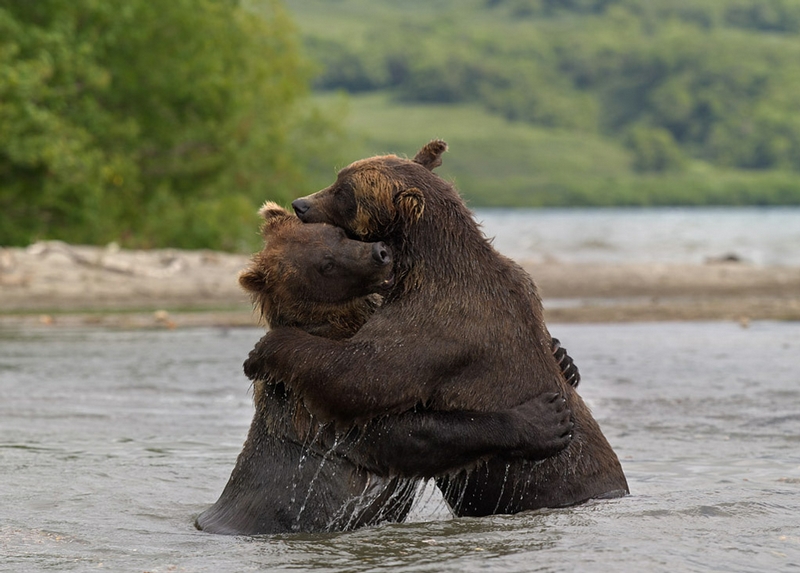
[[197, 204, 575, 534], [245, 142, 629, 515]]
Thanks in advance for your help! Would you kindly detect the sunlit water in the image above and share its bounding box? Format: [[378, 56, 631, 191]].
[[473, 206, 800, 266], [2, 322, 799, 572]]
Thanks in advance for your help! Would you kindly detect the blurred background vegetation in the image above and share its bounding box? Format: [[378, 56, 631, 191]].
[[0, 0, 345, 250], [3, 0, 800, 250]]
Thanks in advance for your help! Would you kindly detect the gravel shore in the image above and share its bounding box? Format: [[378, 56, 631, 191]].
[[2, 241, 799, 329]]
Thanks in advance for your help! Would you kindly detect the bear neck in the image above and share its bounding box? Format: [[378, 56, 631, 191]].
[[387, 189, 500, 300]]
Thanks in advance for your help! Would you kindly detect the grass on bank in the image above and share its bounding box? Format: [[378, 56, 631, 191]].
[[315, 92, 800, 207]]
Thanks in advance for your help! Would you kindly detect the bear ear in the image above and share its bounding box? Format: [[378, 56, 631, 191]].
[[258, 201, 291, 220], [258, 201, 294, 234], [412, 139, 448, 171], [395, 187, 425, 224], [238, 268, 265, 293]]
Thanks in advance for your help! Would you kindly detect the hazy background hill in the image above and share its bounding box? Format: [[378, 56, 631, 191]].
[[287, 0, 800, 207], [4, 0, 800, 251]]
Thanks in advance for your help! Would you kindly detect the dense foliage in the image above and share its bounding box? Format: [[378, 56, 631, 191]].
[[288, 0, 800, 206], [0, 0, 344, 249], [4, 0, 799, 249]]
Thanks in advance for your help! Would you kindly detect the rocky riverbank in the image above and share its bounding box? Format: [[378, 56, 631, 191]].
[[1, 241, 799, 329]]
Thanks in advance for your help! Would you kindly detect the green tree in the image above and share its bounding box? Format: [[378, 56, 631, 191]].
[[0, 0, 342, 250], [625, 124, 686, 172]]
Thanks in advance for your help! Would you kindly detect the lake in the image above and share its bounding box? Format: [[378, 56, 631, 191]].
[[473, 206, 800, 266], [2, 321, 799, 572]]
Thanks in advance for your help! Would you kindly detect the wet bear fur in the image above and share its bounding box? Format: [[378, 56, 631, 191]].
[[245, 142, 629, 516], [197, 204, 575, 534], [196, 203, 414, 535]]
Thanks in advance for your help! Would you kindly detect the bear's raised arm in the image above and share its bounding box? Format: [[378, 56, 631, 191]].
[[335, 393, 573, 478], [244, 324, 481, 423]]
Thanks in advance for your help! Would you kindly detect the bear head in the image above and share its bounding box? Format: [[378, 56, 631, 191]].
[[290, 140, 449, 242], [239, 202, 395, 339]]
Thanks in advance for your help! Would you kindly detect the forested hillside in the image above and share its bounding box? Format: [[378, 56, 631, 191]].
[[287, 0, 800, 207], [4, 0, 799, 250]]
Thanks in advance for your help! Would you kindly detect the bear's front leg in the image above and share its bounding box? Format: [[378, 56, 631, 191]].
[[244, 327, 397, 423], [503, 392, 574, 460], [335, 393, 573, 479], [243, 326, 321, 384], [245, 322, 474, 424]]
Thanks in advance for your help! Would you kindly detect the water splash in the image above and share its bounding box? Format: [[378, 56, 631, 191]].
[[294, 433, 341, 527], [288, 420, 328, 509], [491, 462, 512, 514]]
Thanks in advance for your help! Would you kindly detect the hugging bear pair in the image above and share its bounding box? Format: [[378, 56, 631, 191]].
[[196, 141, 628, 535]]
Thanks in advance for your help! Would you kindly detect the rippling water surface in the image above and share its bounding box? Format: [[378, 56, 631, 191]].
[[1, 322, 799, 572]]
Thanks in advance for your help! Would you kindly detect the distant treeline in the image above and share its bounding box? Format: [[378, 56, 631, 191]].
[[291, 0, 800, 205]]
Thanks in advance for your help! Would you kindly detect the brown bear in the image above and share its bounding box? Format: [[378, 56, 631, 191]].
[[244, 142, 629, 517], [196, 203, 574, 535]]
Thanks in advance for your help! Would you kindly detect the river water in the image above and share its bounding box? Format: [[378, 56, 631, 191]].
[[2, 206, 800, 571], [2, 321, 799, 572], [473, 206, 800, 266]]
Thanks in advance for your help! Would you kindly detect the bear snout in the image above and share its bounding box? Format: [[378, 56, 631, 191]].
[[372, 242, 392, 266], [292, 198, 311, 218]]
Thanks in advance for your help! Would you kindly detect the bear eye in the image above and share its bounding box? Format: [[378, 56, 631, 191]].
[[334, 182, 353, 196], [320, 260, 335, 274]]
